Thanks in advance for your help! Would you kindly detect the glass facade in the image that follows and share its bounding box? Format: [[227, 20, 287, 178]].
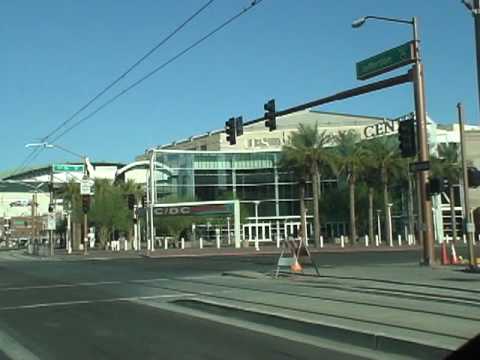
[[150, 149, 348, 242]]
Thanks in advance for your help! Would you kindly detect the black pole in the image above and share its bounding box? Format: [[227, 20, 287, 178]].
[[474, 10, 480, 123]]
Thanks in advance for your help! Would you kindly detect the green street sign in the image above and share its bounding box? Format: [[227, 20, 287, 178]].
[[356, 41, 415, 81], [52, 164, 84, 173]]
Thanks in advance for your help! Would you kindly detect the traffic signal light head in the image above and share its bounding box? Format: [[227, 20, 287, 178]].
[[398, 117, 416, 158], [468, 166, 480, 188], [127, 194, 135, 210], [235, 116, 243, 137], [428, 177, 447, 196], [225, 117, 236, 145], [264, 99, 276, 131], [82, 195, 90, 213]]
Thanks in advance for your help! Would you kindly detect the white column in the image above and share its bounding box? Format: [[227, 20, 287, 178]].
[[215, 228, 221, 249], [377, 210, 382, 244], [320, 235, 324, 248], [66, 212, 72, 254], [387, 204, 393, 247], [199, 237, 203, 249], [181, 237, 185, 250], [164, 237, 168, 250], [226, 217, 231, 245], [365, 235, 369, 247], [276, 220, 281, 248], [375, 234, 379, 247], [340, 235, 345, 248], [398, 234, 402, 247], [233, 200, 241, 248]]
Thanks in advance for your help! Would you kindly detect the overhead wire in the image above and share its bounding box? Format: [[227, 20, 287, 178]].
[[49, 0, 264, 144], [13, 0, 216, 175]]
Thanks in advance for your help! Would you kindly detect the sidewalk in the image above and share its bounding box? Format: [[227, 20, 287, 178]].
[[45, 244, 423, 261], [167, 263, 480, 359]]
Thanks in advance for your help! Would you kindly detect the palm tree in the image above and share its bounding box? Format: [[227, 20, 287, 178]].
[[332, 130, 364, 245], [362, 136, 401, 245], [358, 158, 381, 244], [281, 123, 332, 247], [432, 143, 461, 242]]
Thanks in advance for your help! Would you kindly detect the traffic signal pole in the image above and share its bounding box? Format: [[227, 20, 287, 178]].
[[411, 17, 435, 265]]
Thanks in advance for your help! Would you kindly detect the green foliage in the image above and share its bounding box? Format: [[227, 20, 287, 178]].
[[89, 179, 132, 246]]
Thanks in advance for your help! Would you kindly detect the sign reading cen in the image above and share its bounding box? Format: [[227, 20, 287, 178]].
[[363, 120, 397, 139]]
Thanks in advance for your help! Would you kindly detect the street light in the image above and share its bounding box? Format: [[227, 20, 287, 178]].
[[462, 0, 480, 125], [353, 15, 435, 265]]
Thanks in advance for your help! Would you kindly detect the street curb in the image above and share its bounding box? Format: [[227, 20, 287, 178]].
[[173, 298, 454, 360]]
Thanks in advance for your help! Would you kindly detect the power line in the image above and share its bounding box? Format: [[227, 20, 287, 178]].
[[14, 0, 216, 175], [50, 0, 264, 144]]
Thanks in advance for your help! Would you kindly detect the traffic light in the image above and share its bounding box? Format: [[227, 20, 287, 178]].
[[428, 177, 447, 196], [264, 99, 276, 131], [225, 117, 236, 145], [468, 166, 480, 188], [398, 117, 416, 158], [127, 194, 135, 210], [235, 116, 243, 137], [82, 195, 90, 213]]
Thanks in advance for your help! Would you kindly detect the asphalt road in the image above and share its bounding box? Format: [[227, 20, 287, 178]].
[[0, 250, 420, 360]]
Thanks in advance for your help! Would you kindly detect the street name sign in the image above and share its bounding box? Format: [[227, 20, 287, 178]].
[[409, 161, 430, 173], [356, 41, 415, 81], [52, 164, 84, 173]]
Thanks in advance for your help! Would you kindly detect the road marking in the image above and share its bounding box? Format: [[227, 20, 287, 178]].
[[0, 278, 169, 292], [0, 326, 40, 360], [0, 293, 195, 311]]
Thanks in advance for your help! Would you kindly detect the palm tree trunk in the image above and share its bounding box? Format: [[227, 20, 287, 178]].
[[312, 163, 321, 247], [449, 185, 457, 243], [368, 187, 374, 243], [383, 169, 392, 245], [299, 179, 307, 243], [349, 176, 356, 246]]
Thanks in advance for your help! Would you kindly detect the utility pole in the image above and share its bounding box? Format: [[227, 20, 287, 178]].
[[463, 0, 480, 122], [411, 17, 435, 265], [457, 103, 478, 269]]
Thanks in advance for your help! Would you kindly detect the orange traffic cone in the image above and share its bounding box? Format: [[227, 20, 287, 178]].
[[291, 258, 303, 273], [450, 243, 459, 265], [441, 242, 450, 265]]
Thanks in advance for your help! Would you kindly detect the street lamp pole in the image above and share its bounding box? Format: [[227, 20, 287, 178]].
[[352, 15, 435, 265], [457, 103, 478, 269], [463, 0, 480, 122]]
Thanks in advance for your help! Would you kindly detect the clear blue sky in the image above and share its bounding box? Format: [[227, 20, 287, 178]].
[[1, 0, 478, 170]]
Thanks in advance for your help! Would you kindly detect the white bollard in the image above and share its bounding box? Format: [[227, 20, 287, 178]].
[[320, 235, 324, 248], [181, 237, 185, 250], [340, 235, 345, 248], [199, 237, 203, 249], [463, 234, 467, 244], [445, 235, 450, 244], [216, 235, 220, 249], [375, 235, 379, 247], [365, 235, 369, 247], [164, 238, 168, 250], [398, 234, 402, 247]]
